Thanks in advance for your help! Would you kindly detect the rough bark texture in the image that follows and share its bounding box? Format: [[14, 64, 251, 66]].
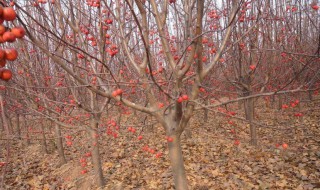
[[167, 133, 189, 190], [90, 119, 105, 188], [16, 114, 21, 140], [41, 125, 48, 154], [54, 123, 67, 165]]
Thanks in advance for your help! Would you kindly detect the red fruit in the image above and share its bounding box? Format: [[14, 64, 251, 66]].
[[2, 7, 16, 21], [128, 127, 132, 132], [138, 135, 143, 140], [0, 25, 6, 35], [0, 69, 12, 81], [177, 97, 183, 103], [234, 139, 240, 146], [81, 170, 88, 174], [11, 26, 26, 38], [5, 48, 18, 61], [169, 0, 176, 4], [131, 128, 136, 133], [149, 149, 155, 154], [182, 95, 189, 101], [65, 135, 72, 139], [142, 145, 149, 151], [0, 6, 3, 16], [158, 103, 164, 108], [116, 89, 123, 95], [249, 65, 256, 70], [199, 87, 206, 93], [112, 91, 118, 97], [312, 5, 319, 10], [85, 152, 92, 157], [0, 59, 6, 67], [106, 19, 113, 24], [155, 152, 162, 158], [77, 53, 85, 59], [166, 136, 173, 142], [282, 143, 288, 149], [80, 158, 87, 163], [0, 49, 5, 60], [2, 31, 16, 42], [66, 141, 73, 146]]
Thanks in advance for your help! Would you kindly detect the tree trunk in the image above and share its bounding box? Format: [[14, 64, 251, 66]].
[[54, 123, 67, 165], [24, 116, 31, 146], [167, 134, 189, 190], [41, 124, 48, 154], [16, 114, 21, 140], [90, 119, 105, 188], [308, 90, 313, 101], [203, 98, 209, 123], [244, 96, 257, 145], [278, 94, 283, 110]]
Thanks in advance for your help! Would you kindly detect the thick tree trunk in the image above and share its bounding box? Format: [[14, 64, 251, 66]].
[[168, 134, 189, 190], [90, 119, 105, 188], [54, 123, 67, 165]]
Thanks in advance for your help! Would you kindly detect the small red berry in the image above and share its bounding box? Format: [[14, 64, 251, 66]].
[[177, 97, 183, 103], [166, 136, 174, 142], [234, 139, 240, 146], [282, 143, 288, 149], [182, 95, 189, 101]]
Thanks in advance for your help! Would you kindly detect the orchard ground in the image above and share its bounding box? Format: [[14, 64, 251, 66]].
[[1, 95, 319, 190]]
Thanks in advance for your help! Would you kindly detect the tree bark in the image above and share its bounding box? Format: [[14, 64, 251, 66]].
[[24, 116, 31, 146], [90, 119, 105, 188], [244, 97, 257, 145], [41, 124, 48, 154], [167, 134, 189, 190], [16, 114, 21, 140], [54, 123, 67, 165]]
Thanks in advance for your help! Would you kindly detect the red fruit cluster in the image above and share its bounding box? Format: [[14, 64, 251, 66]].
[[128, 127, 136, 133], [142, 145, 163, 159], [106, 44, 118, 57], [0, 6, 25, 81], [282, 104, 289, 109], [86, 0, 100, 7], [294, 112, 303, 117], [112, 88, 123, 97], [106, 119, 119, 138], [65, 135, 73, 146], [177, 95, 189, 103], [0, 162, 6, 167]]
